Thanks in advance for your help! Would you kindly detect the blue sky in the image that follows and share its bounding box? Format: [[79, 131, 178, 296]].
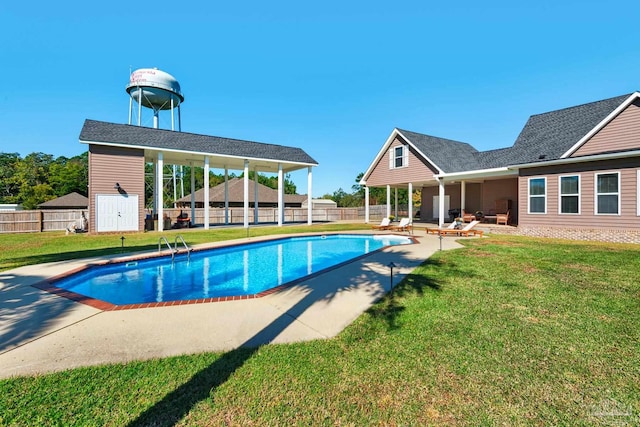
[[2, 1, 640, 196]]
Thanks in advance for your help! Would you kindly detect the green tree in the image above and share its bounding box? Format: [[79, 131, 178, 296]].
[[48, 152, 88, 197], [13, 152, 56, 209], [0, 153, 20, 202]]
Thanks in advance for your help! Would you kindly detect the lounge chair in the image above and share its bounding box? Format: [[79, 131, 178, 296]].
[[389, 217, 412, 233], [461, 209, 476, 223], [438, 220, 483, 237], [371, 217, 391, 230], [496, 210, 510, 226], [425, 221, 456, 234]]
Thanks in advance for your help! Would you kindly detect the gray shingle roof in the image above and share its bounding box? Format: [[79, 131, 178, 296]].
[[396, 129, 482, 173], [79, 119, 318, 165], [38, 192, 88, 209], [398, 93, 633, 173], [176, 178, 306, 204]]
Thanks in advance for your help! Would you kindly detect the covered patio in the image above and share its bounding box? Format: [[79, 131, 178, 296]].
[[80, 120, 318, 233]]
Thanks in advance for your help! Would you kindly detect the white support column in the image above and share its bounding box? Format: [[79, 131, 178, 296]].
[[190, 162, 195, 225], [157, 152, 164, 232], [224, 168, 229, 225], [394, 188, 399, 219], [461, 180, 466, 212], [307, 166, 313, 225], [152, 161, 158, 217], [277, 163, 283, 226], [365, 186, 370, 223], [204, 156, 210, 230], [386, 185, 391, 218], [137, 88, 142, 126], [243, 160, 249, 228], [254, 168, 259, 224], [408, 182, 413, 222], [438, 179, 445, 228]]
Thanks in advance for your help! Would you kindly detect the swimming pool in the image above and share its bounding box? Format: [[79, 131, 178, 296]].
[[48, 234, 413, 307]]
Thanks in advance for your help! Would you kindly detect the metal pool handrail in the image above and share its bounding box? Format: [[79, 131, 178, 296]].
[[174, 235, 192, 262]]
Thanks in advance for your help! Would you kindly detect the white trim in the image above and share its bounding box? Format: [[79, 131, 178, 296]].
[[558, 174, 580, 215], [528, 177, 547, 214], [80, 140, 318, 169], [360, 128, 444, 184], [594, 171, 621, 215], [561, 92, 640, 158], [395, 129, 442, 174], [436, 167, 515, 181]]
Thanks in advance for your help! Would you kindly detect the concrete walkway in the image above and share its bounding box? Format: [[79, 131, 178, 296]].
[[0, 232, 464, 379]]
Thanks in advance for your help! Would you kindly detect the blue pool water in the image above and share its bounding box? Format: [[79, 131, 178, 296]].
[[53, 234, 412, 305]]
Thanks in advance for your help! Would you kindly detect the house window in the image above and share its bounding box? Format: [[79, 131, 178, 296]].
[[595, 172, 620, 215], [389, 145, 409, 169], [528, 177, 546, 214], [559, 175, 580, 214]]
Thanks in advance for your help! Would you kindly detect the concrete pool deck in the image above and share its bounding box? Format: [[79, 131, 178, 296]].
[[0, 231, 465, 379]]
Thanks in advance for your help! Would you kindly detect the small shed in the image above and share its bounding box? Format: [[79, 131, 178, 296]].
[[302, 198, 337, 209], [38, 192, 89, 209]]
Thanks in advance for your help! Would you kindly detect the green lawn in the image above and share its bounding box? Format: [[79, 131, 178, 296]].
[[1, 232, 639, 426]]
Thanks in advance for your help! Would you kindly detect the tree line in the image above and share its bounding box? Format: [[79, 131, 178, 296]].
[[0, 152, 88, 210]]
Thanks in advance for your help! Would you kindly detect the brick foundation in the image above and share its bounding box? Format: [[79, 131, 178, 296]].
[[491, 226, 640, 244]]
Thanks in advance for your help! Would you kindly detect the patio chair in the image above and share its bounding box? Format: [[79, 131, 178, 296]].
[[425, 221, 456, 234], [175, 210, 191, 228], [438, 220, 483, 237], [461, 209, 476, 223], [496, 210, 510, 226], [389, 217, 412, 233], [371, 217, 391, 230]]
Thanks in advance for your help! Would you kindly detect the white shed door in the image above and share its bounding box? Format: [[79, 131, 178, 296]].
[[96, 194, 139, 232], [432, 195, 450, 220]]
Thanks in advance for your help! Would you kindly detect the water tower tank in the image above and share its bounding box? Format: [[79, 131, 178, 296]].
[[126, 68, 184, 110]]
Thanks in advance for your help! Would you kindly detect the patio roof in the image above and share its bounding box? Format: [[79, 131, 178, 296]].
[[79, 119, 318, 173]]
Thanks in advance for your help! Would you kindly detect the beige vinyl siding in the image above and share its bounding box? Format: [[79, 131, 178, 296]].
[[572, 99, 640, 157], [366, 136, 438, 187], [518, 158, 640, 230], [88, 145, 145, 233]]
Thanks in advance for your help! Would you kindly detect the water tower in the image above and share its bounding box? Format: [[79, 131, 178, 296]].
[[126, 68, 184, 130], [126, 68, 185, 208]]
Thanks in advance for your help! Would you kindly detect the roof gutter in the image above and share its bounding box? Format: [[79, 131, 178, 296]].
[[435, 166, 515, 181], [510, 149, 640, 170]]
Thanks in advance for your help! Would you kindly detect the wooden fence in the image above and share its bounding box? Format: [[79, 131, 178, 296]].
[[0, 210, 87, 233], [0, 205, 409, 234]]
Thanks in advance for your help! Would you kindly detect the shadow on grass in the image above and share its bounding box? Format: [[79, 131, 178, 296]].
[[126, 248, 420, 426], [363, 259, 444, 332]]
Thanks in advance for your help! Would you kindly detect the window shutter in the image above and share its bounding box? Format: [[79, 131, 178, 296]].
[[389, 148, 394, 169], [403, 145, 409, 167]]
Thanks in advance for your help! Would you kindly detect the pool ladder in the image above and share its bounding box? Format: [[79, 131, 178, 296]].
[[158, 235, 192, 262]]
